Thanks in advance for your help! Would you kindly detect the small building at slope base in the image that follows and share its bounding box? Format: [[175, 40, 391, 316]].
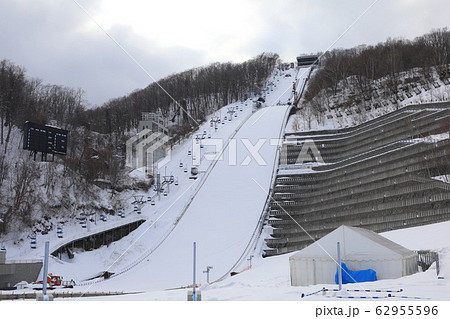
[[289, 225, 418, 286], [0, 249, 42, 289]]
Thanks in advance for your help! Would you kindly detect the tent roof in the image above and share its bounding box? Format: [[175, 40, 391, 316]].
[[290, 225, 415, 261]]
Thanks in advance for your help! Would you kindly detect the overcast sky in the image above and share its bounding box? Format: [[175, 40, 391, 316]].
[[0, 0, 448, 107]]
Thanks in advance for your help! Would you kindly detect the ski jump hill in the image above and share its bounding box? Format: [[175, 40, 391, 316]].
[[14, 65, 308, 292], [93, 104, 289, 291], [88, 68, 307, 292]]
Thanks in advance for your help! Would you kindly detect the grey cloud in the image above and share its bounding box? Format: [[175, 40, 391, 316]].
[[0, 0, 206, 106], [1, 0, 449, 106]]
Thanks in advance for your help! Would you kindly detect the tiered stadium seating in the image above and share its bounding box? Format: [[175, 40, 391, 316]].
[[264, 103, 450, 256]]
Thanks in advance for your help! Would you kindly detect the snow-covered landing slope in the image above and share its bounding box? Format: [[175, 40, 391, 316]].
[[23, 100, 256, 283], [88, 105, 290, 292]]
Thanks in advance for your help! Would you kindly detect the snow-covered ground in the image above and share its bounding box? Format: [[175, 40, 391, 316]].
[[25, 220, 443, 303], [12, 220, 443, 303]]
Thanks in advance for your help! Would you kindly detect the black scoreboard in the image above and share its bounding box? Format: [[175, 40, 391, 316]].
[[23, 122, 68, 156]]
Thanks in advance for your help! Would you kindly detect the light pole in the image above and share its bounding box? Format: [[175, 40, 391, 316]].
[[0, 218, 4, 247], [247, 255, 254, 269], [203, 266, 213, 284]]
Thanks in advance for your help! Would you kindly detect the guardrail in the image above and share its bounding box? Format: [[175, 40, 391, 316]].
[[3, 259, 42, 264], [49, 215, 147, 256], [0, 290, 126, 300]]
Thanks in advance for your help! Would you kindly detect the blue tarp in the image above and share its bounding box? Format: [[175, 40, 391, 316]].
[[335, 262, 377, 284]]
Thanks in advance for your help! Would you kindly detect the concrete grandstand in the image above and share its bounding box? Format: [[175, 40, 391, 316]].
[[264, 102, 450, 256]]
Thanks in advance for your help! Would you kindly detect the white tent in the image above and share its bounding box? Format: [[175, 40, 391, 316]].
[[289, 225, 418, 286]]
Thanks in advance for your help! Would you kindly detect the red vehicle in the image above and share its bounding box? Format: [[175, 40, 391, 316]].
[[33, 273, 62, 286], [31, 273, 74, 289], [46, 273, 63, 286]]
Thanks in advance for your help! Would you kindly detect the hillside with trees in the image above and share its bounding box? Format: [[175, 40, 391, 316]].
[[298, 28, 450, 128], [0, 53, 279, 234], [84, 53, 279, 139]]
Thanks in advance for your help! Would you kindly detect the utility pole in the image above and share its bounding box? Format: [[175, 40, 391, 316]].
[[42, 241, 49, 296], [193, 242, 197, 301], [337, 242, 342, 291], [165, 167, 169, 194], [157, 173, 161, 200]]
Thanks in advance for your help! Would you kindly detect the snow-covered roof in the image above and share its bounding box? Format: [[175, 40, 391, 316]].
[[290, 225, 416, 261]]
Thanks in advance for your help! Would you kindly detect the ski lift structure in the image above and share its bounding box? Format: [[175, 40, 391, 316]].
[[227, 107, 235, 120], [189, 166, 199, 180], [210, 116, 221, 131], [30, 236, 37, 249], [195, 133, 206, 148], [80, 206, 96, 227], [153, 170, 176, 200], [132, 195, 146, 214], [254, 97, 265, 108], [57, 226, 63, 238], [189, 165, 207, 180]]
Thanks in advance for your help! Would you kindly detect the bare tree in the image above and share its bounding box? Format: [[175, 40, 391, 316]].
[[1, 159, 39, 233], [422, 28, 450, 76], [291, 113, 301, 132]]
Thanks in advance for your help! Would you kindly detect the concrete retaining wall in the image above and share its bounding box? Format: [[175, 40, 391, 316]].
[[0, 253, 42, 289]]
